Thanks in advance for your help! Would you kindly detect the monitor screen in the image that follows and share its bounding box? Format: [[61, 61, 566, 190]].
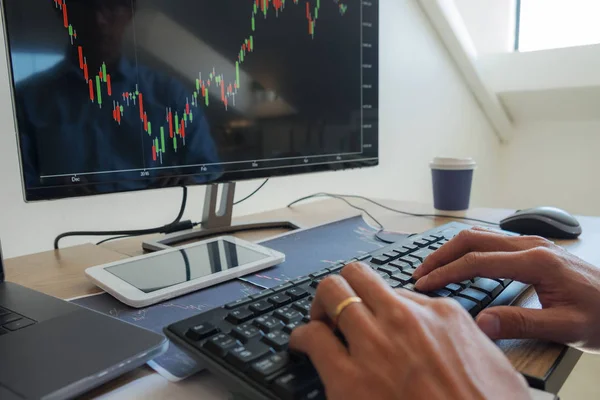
[[2, 0, 379, 201]]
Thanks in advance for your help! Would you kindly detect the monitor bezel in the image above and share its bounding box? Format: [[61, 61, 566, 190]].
[[0, 240, 4, 283], [1, 0, 379, 203]]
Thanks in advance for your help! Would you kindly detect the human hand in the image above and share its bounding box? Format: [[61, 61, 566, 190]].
[[413, 229, 600, 352], [289, 263, 530, 400]]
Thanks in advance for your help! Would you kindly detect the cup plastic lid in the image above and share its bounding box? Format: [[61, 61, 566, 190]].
[[430, 157, 477, 170]]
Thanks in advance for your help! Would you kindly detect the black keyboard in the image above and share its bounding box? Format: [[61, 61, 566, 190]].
[[165, 222, 529, 400], [0, 307, 37, 336]]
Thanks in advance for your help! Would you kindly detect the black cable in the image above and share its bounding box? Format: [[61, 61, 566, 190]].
[[172, 186, 188, 223], [92, 180, 269, 247], [298, 193, 385, 231], [288, 193, 500, 226], [96, 235, 134, 246], [234, 179, 269, 206], [55, 186, 191, 249]]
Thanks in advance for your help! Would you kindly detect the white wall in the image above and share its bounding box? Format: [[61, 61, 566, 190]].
[[0, 0, 501, 259], [477, 45, 600, 123], [453, 0, 516, 55], [497, 121, 600, 216]]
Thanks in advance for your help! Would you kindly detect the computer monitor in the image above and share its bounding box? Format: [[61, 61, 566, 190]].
[[1, 0, 379, 247], [0, 240, 4, 283]]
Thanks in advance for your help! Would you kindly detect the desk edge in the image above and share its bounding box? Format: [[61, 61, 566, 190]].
[[525, 346, 582, 394]]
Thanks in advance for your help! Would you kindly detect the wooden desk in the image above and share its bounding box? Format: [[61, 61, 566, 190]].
[[5, 199, 593, 396]]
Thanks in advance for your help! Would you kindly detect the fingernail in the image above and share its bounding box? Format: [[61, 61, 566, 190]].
[[477, 314, 500, 338], [415, 275, 428, 289]]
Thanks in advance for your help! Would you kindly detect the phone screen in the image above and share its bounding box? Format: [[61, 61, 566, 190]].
[[106, 239, 268, 293]]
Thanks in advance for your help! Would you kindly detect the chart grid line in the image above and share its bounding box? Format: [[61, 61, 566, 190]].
[[40, 156, 376, 179]]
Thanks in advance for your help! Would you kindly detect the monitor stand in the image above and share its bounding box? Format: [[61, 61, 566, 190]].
[[142, 183, 300, 252]]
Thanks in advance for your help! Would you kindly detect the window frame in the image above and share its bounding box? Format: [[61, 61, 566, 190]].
[[514, 0, 521, 51]]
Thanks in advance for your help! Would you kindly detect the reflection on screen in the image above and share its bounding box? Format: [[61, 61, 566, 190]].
[[2, 0, 378, 200], [106, 240, 267, 293]]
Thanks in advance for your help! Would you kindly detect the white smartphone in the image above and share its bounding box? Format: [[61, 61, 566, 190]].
[[85, 236, 285, 308]]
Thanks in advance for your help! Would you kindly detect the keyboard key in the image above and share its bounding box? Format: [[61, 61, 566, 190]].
[[442, 231, 458, 240], [390, 272, 412, 284], [268, 294, 292, 307], [310, 279, 322, 289], [186, 322, 219, 341], [292, 299, 312, 315], [203, 334, 239, 356], [225, 298, 252, 309], [250, 353, 290, 384], [423, 235, 440, 243], [302, 315, 311, 324], [327, 264, 345, 273], [226, 308, 255, 325], [384, 277, 402, 288], [413, 239, 430, 247], [431, 289, 452, 298], [283, 321, 304, 334], [226, 342, 271, 370], [458, 289, 492, 307], [429, 244, 442, 251], [402, 267, 418, 276], [286, 287, 309, 300], [274, 307, 303, 324], [251, 289, 275, 301], [232, 324, 262, 343], [389, 260, 412, 270], [392, 248, 411, 256], [445, 283, 462, 293], [273, 366, 325, 400], [402, 244, 419, 252], [0, 307, 10, 317], [459, 280, 472, 289], [382, 252, 398, 259], [377, 270, 389, 278], [0, 313, 21, 325], [400, 283, 416, 292], [471, 278, 503, 298], [453, 297, 481, 317], [370, 256, 390, 265], [495, 278, 513, 287], [250, 300, 274, 314], [310, 270, 329, 279], [292, 277, 311, 286], [273, 282, 294, 292], [406, 257, 423, 267], [398, 257, 417, 267], [356, 254, 371, 261], [254, 316, 284, 333], [410, 249, 434, 262], [378, 265, 401, 275], [262, 331, 291, 350]]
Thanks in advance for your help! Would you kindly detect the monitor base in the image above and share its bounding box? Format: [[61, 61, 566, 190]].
[[142, 183, 300, 252]]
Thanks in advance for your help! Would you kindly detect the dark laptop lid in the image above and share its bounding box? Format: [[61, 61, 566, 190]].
[[0, 241, 4, 283]]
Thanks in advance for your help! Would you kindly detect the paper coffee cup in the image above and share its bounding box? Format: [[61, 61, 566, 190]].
[[430, 157, 476, 211]]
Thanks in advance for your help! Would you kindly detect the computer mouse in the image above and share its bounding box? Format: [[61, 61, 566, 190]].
[[499, 207, 582, 239]]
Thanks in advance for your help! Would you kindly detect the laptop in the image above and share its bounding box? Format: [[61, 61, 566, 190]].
[[0, 242, 168, 400]]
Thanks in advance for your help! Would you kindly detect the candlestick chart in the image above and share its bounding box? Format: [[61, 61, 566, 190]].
[[52, 0, 350, 165]]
